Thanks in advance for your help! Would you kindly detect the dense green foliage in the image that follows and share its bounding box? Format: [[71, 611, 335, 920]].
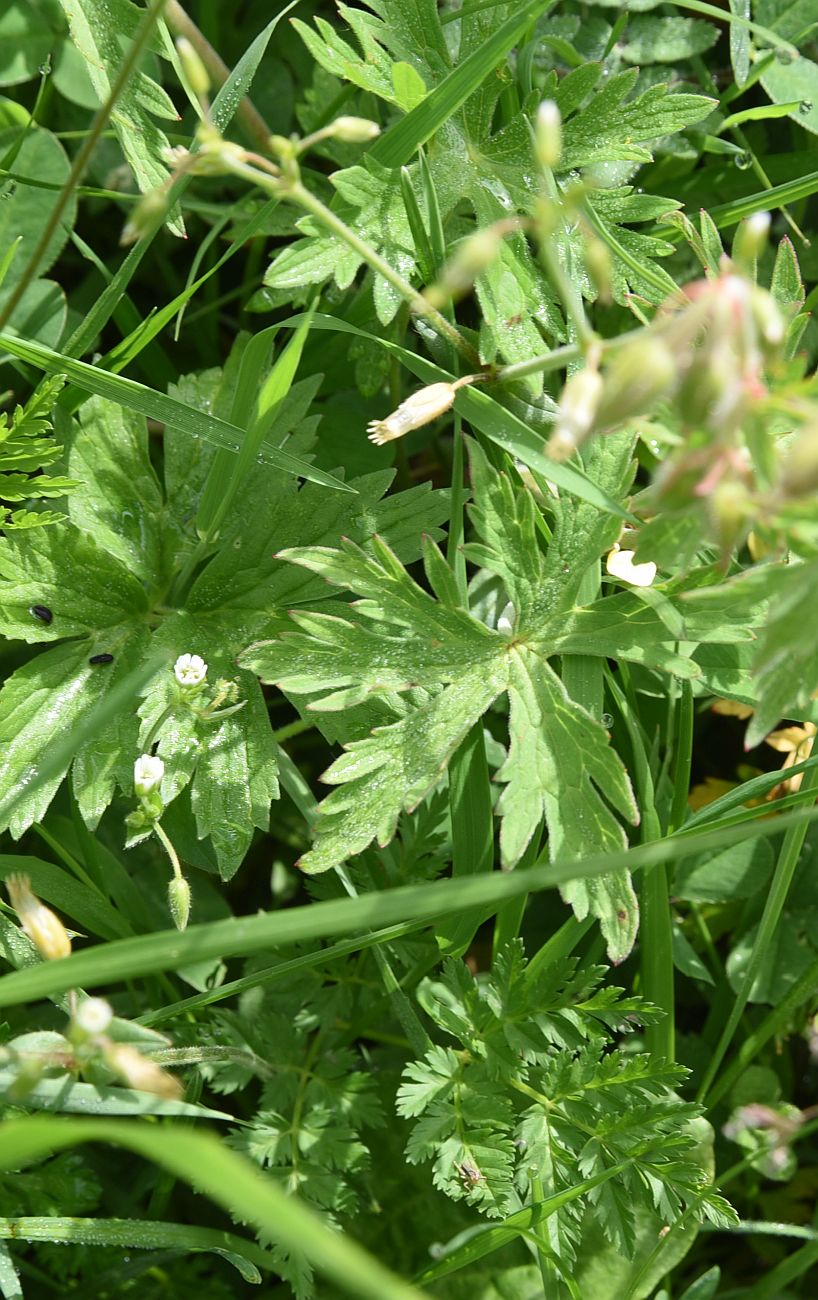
[[2, 1, 818, 1296]]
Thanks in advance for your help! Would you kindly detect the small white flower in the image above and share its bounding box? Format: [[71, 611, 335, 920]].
[[6, 874, 71, 961], [134, 753, 165, 797], [367, 382, 458, 446], [75, 997, 113, 1036], [174, 653, 207, 687], [606, 544, 657, 588]]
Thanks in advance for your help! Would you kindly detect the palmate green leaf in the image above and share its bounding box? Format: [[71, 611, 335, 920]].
[[618, 15, 718, 63], [0, 521, 147, 640], [0, 640, 133, 838], [65, 394, 171, 587], [499, 651, 639, 958], [0, 126, 77, 289], [56, 0, 182, 225], [560, 70, 715, 169], [245, 436, 763, 959]]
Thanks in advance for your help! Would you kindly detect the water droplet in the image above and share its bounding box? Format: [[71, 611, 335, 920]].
[[600, 713, 613, 729], [734, 151, 752, 171], [800, 99, 813, 115]]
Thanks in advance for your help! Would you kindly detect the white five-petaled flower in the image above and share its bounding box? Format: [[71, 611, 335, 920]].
[[134, 753, 165, 797], [174, 653, 207, 687], [74, 996, 114, 1036], [606, 543, 657, 588]]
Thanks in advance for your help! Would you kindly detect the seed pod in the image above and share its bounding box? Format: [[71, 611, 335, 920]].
[[168, 876, 191, 932], [104, 1042, 183, 1099]]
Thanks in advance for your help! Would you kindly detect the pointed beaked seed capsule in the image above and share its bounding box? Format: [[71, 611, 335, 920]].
[[547, 366, 604, 461], [329, 115, 381, 143], [134, 753, 165, 797], [74, 996, 114, 1036], [367, 382, 458, 445], [606, 544, 657, 588], [535, 99, 562, 169], [104, 1042, 183, 1099], [174, 652, 207, 686], [168, 876, 191, 932], [176, 36, 210, 100], [6, 874, 71, 961], [594, 337, 677, 431]]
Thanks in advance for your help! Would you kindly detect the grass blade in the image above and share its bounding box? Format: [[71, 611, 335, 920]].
[[0, 332, 351, 493], [0, 1118, 427, 1300]]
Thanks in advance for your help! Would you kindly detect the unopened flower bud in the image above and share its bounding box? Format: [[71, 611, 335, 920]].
[[174, 653, 207, 687], [368, 381, 459, 445], [751, 286, 786, 355], [74, 996, 113, 1037], [676, 340, 741, 430], [547, 366, 603, 461], [584, 236, 612, 304], [120, 188, 170, 246], [780, 424, 818, 496], [606, 543, 657, 587], [104, 1042, 183, 1099], [425, 227, 506, 307], [134, 753, 164, 798], [595, 337, 677, 431], [733, 211, 770, 267], [329, 115, 381, 143], [535, 100, 562, 170], [168, 876, 191, 932], [6, 874, 71, 961], [176, 36, 210, 100], [708, 478, 752, 556]]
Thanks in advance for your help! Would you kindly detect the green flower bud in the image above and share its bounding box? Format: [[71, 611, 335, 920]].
[[168, 876, 191, 932], [595, 337, 677, 431], [547, 366, 604, 461], [780, 424, 818, 496], [676, 340, 743, 430], [708, 478, 752, 557], [733, 211, 770, 268], [120, 188, 169, 246], [176, 36, 210, 100], [425, 227, 505, 307], [535, 100, 562, 170], [329, 116, 381, 143]]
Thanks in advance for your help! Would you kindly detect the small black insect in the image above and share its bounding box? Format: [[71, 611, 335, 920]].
[[89, 653, 114, 665], [30, 604, 53, 625]]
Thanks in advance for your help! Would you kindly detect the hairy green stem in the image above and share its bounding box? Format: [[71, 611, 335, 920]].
[[153, 822, 183, 881]]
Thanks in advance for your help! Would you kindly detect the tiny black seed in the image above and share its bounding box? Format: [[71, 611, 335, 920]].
[[89, 653, 114, 665], [30, 604, 53, 624]]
